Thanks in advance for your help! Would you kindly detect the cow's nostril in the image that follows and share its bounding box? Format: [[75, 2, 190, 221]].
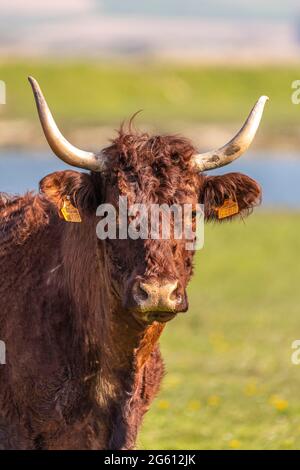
[[169, 285, 181, 302], [136, 284, 149, 302], [132, 282, 149, 305]]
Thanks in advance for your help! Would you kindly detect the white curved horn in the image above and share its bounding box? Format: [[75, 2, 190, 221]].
[[28, 76, 106, 172], [192, 96, 269, 172]]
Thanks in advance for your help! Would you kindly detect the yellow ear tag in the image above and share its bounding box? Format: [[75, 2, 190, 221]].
[[61, 197, 82, 223], [216, 199, 239, 220]]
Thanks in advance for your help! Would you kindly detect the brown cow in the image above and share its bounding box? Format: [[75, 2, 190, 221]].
[[0, 78, 267, 449]]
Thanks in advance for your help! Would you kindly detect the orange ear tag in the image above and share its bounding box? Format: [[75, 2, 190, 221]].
[[61, 198, 82, 223], [216, 199, 239, 220]]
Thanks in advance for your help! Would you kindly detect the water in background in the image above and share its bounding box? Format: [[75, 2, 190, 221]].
[[0, 150, 299, 209]]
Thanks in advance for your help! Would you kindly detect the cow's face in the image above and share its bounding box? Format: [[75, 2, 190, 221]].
[[40, 132, 261, 325], [31, 77, 266, 325], [100, 134, 200, 324]]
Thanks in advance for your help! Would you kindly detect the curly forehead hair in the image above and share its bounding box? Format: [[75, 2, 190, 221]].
[[100, 126, 200, 206]]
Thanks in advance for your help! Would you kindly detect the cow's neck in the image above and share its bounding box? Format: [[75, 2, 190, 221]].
[[95, 306, 165, 449], [97, 304, 165, 405]]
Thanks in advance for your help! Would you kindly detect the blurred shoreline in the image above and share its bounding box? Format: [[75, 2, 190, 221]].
[[0, 119, 299, 154]]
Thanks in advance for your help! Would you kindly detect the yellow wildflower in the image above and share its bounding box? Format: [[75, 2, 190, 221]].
[[244, 380, 258, 397], [157, 400, 170, 410], [187, 400, 201, 411], [229, 439, 241, 449], [269, 395, 288, 412], [207, 395, 220, 407]]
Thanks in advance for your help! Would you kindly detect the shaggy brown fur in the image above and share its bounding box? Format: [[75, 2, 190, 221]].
[[0, 129, 261, 449]]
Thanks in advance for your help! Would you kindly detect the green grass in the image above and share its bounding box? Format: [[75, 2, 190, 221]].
[[139, 212, 300, 450], [0, 61, 299, 131]]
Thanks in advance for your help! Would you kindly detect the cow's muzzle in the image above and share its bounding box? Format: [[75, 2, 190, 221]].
[[130, 279, 187, 323]]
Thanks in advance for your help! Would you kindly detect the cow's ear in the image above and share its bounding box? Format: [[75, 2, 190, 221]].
[[200, 172, 262, 222], [39, 170, 97, 216]]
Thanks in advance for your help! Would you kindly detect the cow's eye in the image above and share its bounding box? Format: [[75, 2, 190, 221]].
[[124, 165, 134, 172], [192, 210, 197, 219], [171, 152, 180, 163], [127, 174, 137, 183]]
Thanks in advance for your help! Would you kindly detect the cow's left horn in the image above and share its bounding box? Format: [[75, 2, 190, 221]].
[[28, 76, 106, 172], [191, 96, 269, 172]]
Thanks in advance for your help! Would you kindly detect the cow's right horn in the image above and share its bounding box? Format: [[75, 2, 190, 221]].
[[191, 95, 269, 172], [28, 76, 107, 172]]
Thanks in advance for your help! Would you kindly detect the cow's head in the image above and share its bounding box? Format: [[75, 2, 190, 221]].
[[30, 77, 267, 325]]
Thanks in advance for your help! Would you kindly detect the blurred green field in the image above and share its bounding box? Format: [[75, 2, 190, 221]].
[[139, 212, 300, 450], [0, 61, 299, 130]]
